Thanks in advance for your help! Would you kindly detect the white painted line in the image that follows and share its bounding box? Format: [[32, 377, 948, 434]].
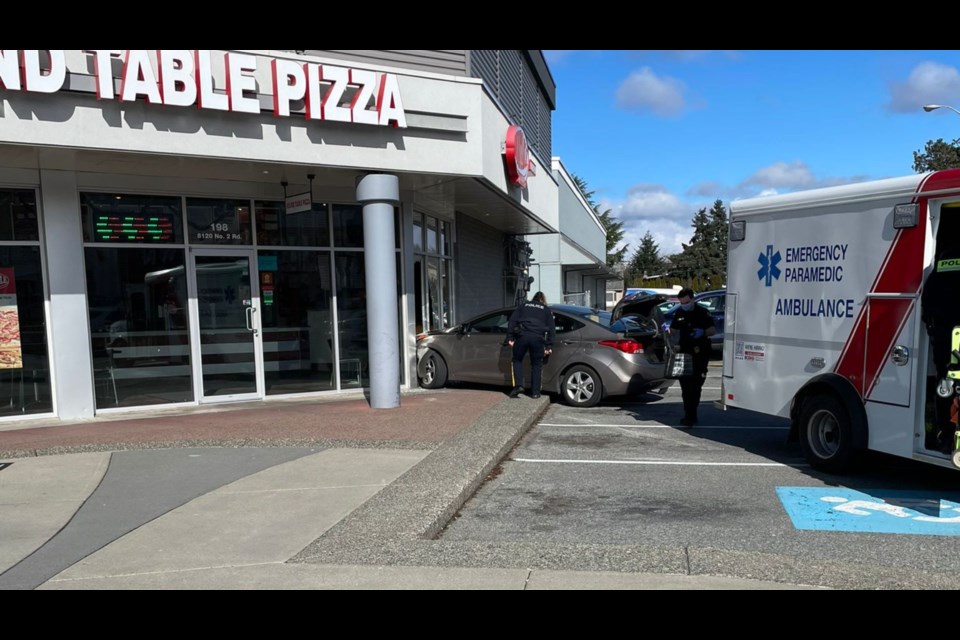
[[512, 457, 804, 468], [539, 423, 789, 430]]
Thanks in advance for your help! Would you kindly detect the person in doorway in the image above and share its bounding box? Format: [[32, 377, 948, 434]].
[[663, 287, 716, 427], [921, 216, 960, 453], [507, 291, 556, 399]]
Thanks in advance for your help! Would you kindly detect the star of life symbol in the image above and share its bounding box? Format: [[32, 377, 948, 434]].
[[757, 244, 781, 286]]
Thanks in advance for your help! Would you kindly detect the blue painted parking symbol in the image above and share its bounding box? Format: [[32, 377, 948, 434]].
[[777, 487, 960, 535]]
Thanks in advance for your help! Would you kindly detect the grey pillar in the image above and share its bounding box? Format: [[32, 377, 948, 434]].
[[357, 173, 401, 409]]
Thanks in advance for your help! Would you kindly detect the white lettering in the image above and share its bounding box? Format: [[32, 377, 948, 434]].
[[225, 52, 259, 114], [304, 63, 323, 121], [120, 50, 161, 104], [349, 68, 378, 125], [158, 50, 196, 107], [321, 65, 350, 123], [194, 50, 228, 111], [0, 50, 20, 91], [21, 50, 65, 94], [377, 72, 406, 128], [83, 50, 122, 99], [272, 59, 305, 118]]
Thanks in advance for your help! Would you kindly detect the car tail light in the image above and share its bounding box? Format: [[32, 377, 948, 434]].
[[598, 339, 644, 354]]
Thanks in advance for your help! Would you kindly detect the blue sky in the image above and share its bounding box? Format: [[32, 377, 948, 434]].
[[544, 50, 960, 257]]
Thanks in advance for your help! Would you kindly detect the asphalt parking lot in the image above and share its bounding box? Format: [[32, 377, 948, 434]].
[[441, 361, 960, 589]]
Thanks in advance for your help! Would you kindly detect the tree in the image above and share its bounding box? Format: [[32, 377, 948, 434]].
[[913, 138, 960, 172], [669, 202, 729, 291], [572, 174, 629, 268], [627, 232, 665, 283]]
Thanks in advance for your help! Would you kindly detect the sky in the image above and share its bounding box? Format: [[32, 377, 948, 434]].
[[544, 50, 960, 258]]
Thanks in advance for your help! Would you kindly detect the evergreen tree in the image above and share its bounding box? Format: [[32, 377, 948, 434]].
[[572, 174, 629, 267], [912, 138, 960, 172], [706, 199, 729, 287], [627, 232, 665, 283], [669, 207, 713, 290]]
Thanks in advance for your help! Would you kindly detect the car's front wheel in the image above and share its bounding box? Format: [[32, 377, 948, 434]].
[[419, 350, 448, 389], [561, 365, 602, 408]]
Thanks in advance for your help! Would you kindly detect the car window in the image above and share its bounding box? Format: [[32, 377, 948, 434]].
[[698, 297, 717, 312], [553, 313, 584, 334], [466, 312, 510, 334]]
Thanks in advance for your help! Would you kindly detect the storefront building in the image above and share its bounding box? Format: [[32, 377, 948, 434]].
[[0, 49, 601, 423]]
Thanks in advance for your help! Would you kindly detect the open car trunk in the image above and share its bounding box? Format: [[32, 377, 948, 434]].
[[610, 292, 669, 362]]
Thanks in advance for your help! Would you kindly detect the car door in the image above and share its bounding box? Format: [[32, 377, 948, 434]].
[[448, 310, 513, 384], [512, 310, 578, 388]]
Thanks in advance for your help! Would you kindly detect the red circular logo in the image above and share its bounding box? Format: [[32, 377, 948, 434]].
[[505, 125, 530, 188]]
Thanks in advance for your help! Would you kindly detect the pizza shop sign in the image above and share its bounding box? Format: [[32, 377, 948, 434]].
[[0, 50, 407, 128]]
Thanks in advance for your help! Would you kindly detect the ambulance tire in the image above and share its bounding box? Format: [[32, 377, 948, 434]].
[[419, 350, 448, 389], [798, 393, 857, 473]]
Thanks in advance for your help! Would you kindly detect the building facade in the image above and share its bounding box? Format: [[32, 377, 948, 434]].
[[0, 49, 604, 423]]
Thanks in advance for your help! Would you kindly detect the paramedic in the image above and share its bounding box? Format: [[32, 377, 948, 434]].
[[663, 287, 716, 427], [507, 291, 556, 399]]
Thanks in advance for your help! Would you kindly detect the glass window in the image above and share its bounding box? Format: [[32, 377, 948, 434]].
[[0, 189, 40, 241], [441, 220, 451, 256], [186, 197, 251, 245], [334, 252, 367, 388], [258, 250, 334, 394], [255, 200, 329, 247], [332, 204, 363, 248], [441, 259, 452, 329], [467, 312, 510, 334], [412, 212, 423, 252], [426, 215, 438, 253], [552, 314, 582, 334], [80, 193, 182, 244], [84, 247, 193, 408], [0, 246, 51, 416]]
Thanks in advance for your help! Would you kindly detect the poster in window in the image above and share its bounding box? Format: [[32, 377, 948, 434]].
[[0, 268, 22, 369]]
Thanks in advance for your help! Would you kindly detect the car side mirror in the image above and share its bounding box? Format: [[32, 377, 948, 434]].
[[457, 325, 467, 335]]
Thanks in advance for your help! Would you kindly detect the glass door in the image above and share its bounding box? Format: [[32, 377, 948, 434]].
[[190, 249, 262, 401]]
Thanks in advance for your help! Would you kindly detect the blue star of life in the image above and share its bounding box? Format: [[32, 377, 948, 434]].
[[758, 245, 781, 286]]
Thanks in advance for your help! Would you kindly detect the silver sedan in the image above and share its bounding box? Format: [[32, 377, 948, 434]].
[[416, 298, 673, 408]]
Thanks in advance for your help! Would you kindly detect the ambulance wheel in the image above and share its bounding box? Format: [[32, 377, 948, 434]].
[[798, 394, 856, 473], [419, 350, 448, 389], [953, 450, 960, 469]]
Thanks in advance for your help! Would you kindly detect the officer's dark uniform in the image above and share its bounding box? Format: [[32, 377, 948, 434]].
[[507, 299, 556, 398], [921, 241, 960, 452], [670, 303, 714, 425]]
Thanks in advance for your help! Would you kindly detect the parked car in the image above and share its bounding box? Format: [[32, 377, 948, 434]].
[[416, 296, 673, 408], [660, 289, 726, 353]]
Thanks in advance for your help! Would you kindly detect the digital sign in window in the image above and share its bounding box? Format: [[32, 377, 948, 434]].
[[95, 213, 175, 243]]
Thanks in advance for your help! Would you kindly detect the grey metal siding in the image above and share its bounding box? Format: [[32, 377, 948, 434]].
[[468, 50, 553, 166], [455, 212, 505, 320], [289, 50, 467, 75]]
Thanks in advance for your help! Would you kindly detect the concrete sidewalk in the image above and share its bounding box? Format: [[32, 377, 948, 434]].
[[0, 388, 822, 590]]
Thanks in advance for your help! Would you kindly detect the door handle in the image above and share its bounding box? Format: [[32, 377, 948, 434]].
[[245, 306, 257, 335]]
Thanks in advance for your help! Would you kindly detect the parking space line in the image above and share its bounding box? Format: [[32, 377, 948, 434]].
[[513, 457, 800, 467], [539, 423, 789, 430]]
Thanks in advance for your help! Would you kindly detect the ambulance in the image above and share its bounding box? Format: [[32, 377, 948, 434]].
[[721, 169, 960, 472]]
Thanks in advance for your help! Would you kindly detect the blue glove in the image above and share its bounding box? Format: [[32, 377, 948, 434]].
[[691, 328, 705, 339], [660, 322, 669, 333]]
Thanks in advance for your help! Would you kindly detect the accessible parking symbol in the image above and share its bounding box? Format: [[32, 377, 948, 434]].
[[777, 487, 960, 535]]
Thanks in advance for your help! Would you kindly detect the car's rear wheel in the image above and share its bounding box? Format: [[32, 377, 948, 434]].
[[561, 365, 602, 408], [419, 350, 448, 389]]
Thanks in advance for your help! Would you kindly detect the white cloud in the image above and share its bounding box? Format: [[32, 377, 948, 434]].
[[615, 67, 687, 117], [888, 61, 960, 113], [600, 184, 706, 256], [543, 50, 577, 65], [740, 160, 816, 190]]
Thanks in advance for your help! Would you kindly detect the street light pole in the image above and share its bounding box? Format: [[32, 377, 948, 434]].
[[923, 104, 960, 117]]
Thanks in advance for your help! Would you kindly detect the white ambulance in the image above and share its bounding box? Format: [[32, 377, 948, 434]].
[[721, 169, 960, 472]]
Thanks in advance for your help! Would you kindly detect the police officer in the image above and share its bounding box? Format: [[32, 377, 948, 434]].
[[507, 291, 556, 399], [663, 287, 716, 427]]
